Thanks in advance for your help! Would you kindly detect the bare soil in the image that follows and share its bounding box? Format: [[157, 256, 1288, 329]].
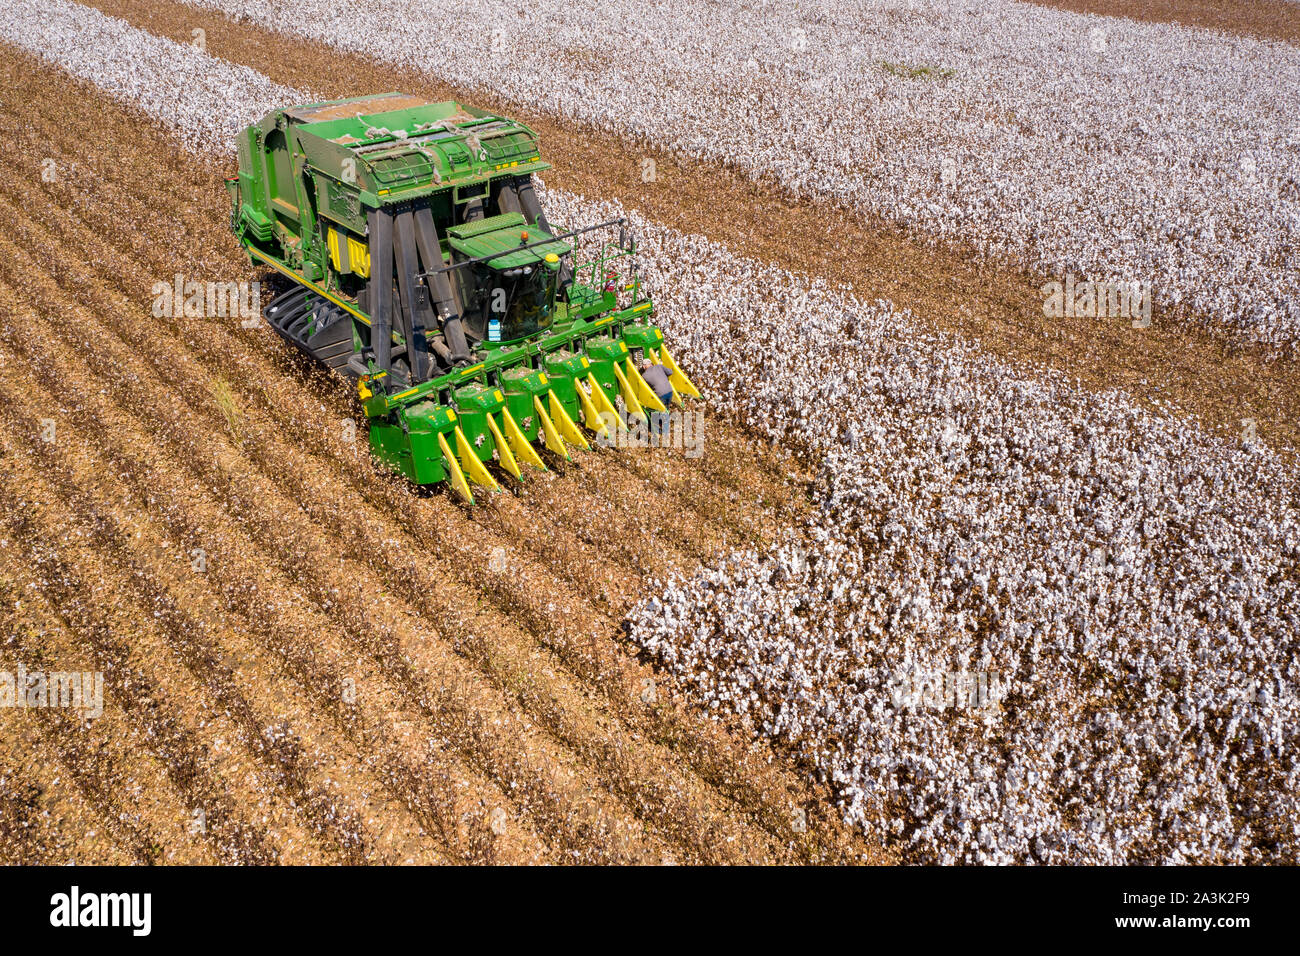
[[1028, 0, 1300, 47]]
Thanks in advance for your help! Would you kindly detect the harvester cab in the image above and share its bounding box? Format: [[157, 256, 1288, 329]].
[[440, 212, 571, 345], [226, 92, 700, 501]]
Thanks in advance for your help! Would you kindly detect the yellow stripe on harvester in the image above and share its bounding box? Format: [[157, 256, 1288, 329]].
[[454, 425, 499, 491], [533, 394, 569, 460], [547, 390, 589, 450], [247, 246, 374, 328], [485, 414, 520, 479]]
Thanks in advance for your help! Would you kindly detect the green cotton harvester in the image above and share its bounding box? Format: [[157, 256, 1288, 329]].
[[226, 93, 699, 501]]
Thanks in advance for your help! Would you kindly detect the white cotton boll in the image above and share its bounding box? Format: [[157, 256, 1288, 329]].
[[0, 0, 305, 155], [619, 207, 1300, 864]]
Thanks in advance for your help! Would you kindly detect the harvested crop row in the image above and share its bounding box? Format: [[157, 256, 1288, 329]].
[[168, 0, 1300, 345], [0, 700, 143, 865], [0, 571, 209, 864], [0, 258, 532, 864], [0, 305, 537, 864], [0, 160, 806, 865], [0, 42, 869, 862]]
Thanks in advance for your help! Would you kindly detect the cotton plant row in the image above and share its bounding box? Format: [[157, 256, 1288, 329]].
[[549, 182, 1300, 862], [10, 0, 1300, 863], [183, 0, 1300, 346]]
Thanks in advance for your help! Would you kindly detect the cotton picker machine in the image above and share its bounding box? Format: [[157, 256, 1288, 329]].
[[226, 93, 699, 501]]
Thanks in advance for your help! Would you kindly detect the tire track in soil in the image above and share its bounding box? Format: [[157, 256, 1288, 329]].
[[2, 48, 873, 863]]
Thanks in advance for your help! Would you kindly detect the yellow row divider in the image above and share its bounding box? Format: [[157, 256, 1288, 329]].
[[611, 362, 647, 422], [454, 425, 499, 491], [436, 431, 474, 504], [548, 391, 590, 450], [573, 377, 609, 438], [485, 414, 521, 479], [626, 358, 668, 413], [533, 395, 570, 459], [501, 407, 546, 471], [658, 343, 701, 399], [586, 373, 623, 428]]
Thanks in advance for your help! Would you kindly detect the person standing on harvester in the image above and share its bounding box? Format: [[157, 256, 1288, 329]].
[[640, 359, 674, 439]]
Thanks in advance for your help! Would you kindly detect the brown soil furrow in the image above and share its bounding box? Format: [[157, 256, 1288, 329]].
[[0, 400, 388, 864], [1026, 0, 1300, 47], [0, 720, 138, 865], [0, 394, 487, 866], [0, 469, 286, 863], [0, 578, 214, 863], [0, 280, 643, 864]]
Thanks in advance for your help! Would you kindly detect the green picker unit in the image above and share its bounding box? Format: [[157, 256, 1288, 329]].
[[226, 92, 700, 501]]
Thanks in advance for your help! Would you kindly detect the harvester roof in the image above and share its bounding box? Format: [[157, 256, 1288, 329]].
[[268, 92, 548, 203], [446, 212, 571, 270], [288, 94, 488, 146]]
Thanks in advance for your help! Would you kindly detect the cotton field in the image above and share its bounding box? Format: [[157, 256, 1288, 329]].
[[605, 203, 1300, 862], [1, 0, 1297, 871]]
